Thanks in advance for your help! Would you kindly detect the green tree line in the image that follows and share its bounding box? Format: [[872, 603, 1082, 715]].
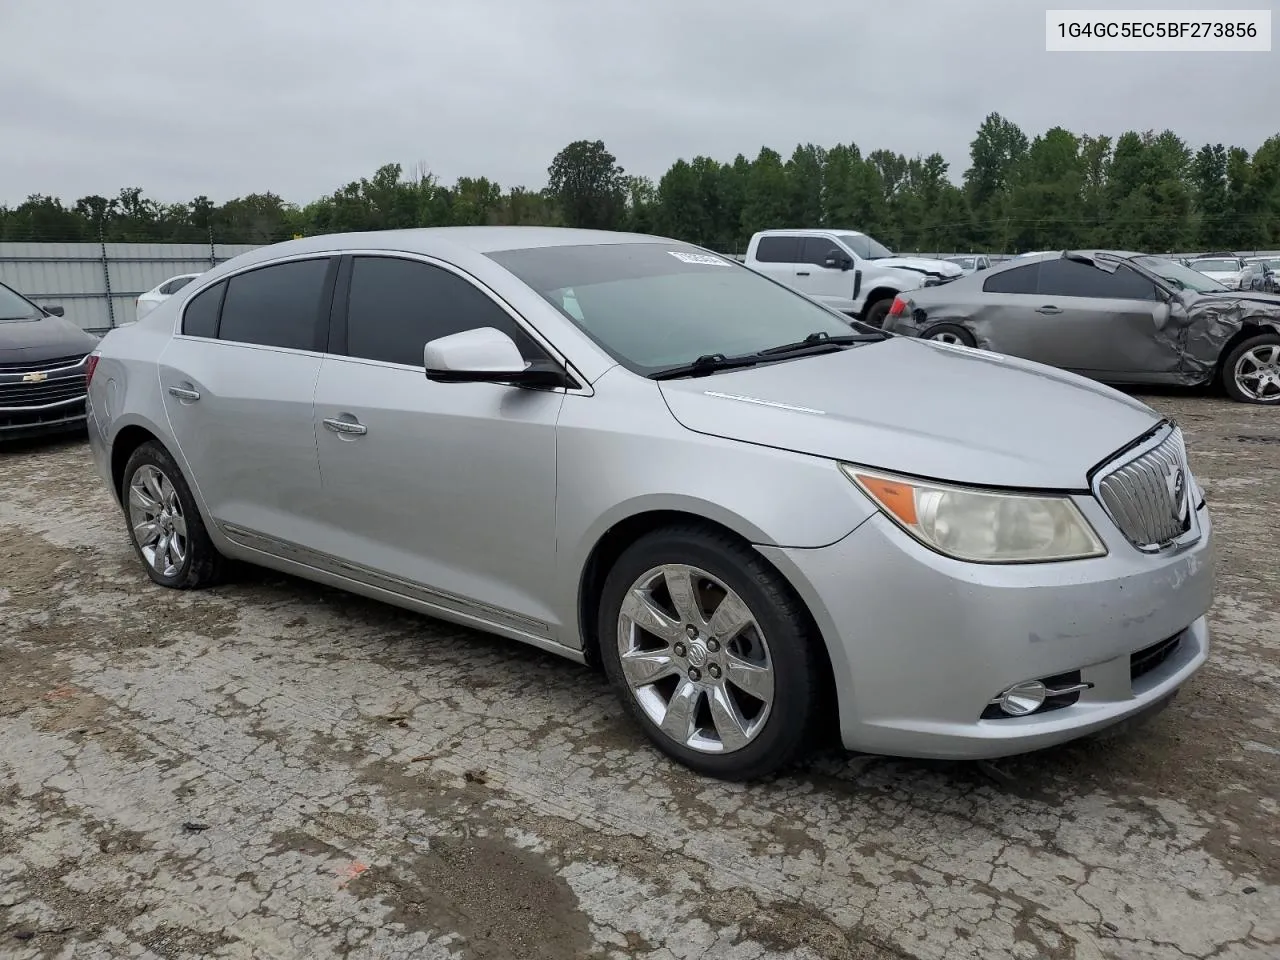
[[4, 114, 1279, 254]]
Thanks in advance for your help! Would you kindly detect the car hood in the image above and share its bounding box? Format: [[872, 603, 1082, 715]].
[[658, 337, 1162, 490], [0, 314, 99, 365], [1195, 289, 1280, 309], [875, 256, 964, 277]]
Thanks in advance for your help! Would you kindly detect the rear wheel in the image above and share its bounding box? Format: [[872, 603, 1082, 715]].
[[1222, 333, 1280, 404], [121, 441, 227, 588], [923, 323, 976, 348], [598, 525, 823, 781]]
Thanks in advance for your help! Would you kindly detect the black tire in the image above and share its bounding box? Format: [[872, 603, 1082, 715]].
[[121, 441, 227, 589], [598, 524, 823, 781], [922, 323, 976, 347], [862, 298, 893, 329], [1221, 332, 1280, 405]]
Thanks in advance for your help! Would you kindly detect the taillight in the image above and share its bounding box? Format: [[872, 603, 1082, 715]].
[[85, 354, 100, 387], [888, 296, 907, 317]]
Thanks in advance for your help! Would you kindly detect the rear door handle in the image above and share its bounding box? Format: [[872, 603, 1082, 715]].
[[168, 385, 201, 402], [323, 417, 367, 436], [1036, 305, 1063, 315], [796, 271, 811, 276]]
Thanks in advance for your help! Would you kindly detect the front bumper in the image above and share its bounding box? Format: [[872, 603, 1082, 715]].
[[0, 397, 88, 440], [760, 495, 1215, 759]]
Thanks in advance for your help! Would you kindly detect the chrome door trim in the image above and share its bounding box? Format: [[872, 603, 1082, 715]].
[[217, 521, 555, 640]]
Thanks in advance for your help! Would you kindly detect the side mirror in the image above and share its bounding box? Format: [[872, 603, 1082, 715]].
[[42, 305, 65, 317], [424, 327, 568, 389], [1152, 302, 1171, 330], [824, 253, 853, 271]]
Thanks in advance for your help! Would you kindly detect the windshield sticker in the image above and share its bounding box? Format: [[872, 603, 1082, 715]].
[[668, 251, 730, 266]]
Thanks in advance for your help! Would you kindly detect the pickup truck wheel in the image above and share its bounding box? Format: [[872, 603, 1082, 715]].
[[862, 298, 893, 328], [923, 323, 976, 348]]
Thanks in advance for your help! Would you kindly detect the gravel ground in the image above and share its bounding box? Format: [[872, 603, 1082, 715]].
[[1, 392, 1277, 960]]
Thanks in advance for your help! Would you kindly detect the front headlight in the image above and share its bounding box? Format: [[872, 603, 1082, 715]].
[[842, 466, 1107, 564]]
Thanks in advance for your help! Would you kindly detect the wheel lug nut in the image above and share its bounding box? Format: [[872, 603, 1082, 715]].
[[709, 664, 721, 679], [688, 667, 701, 682], [685, 624, 698, 639], [673, 642, 687, 658], [707, 638, 719, 653]]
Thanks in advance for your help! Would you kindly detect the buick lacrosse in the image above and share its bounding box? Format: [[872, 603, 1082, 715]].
[[86, 227, 1215, 780]]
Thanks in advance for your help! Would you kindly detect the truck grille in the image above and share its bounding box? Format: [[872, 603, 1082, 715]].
[[1095, 428, 1192, 550]]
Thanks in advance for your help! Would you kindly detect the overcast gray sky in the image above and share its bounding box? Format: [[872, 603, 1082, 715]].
[[1, 0, 1275, 206]]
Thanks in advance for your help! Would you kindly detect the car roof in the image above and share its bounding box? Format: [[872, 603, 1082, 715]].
[[220, 226, 682, 270]]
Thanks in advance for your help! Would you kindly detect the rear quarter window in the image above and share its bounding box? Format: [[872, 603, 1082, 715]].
[[754, 236, 801, 264], [181, 282, 225, 338], [982, 264, 1039, 294]]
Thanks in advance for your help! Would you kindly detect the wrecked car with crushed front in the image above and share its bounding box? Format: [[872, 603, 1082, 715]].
[[883, 250, 1280, 404]]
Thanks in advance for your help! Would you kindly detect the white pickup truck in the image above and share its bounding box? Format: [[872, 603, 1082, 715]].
[[743, 229, 964, 327]]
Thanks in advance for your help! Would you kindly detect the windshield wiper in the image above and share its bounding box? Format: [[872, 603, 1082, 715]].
[[758, 331, 885, 356], [650, 353, 763, 380]]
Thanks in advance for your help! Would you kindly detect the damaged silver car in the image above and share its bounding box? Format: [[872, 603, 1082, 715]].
[[883, 250, 1280, 404]]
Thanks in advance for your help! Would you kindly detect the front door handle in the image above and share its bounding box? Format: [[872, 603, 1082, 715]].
[[168, 385, 201, 402], [323, 417, 367, 436], [796, 271, 811, 276], [1036, 305, 1063, 315]]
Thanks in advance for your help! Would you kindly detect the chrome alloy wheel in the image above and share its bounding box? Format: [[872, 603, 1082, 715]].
[[616, 564, 775, 753], [929, 330, 965, 345], [127, 464, 188, 578], [1234, 343, 1280, 402]]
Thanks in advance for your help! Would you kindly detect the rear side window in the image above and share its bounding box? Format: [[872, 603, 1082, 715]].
[[181, 282, 224, 338], [982, 264, 1039, 294], [343, 256, 540, 367], [754, 236, 801, 263], [1035, 260, 1159, 301], [218, 258, 333, 351]]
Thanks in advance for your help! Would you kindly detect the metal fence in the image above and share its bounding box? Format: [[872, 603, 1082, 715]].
[[0, 242, 261, 334]]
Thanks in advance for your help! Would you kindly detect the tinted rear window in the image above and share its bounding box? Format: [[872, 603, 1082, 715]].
[[218, 258, 333, 351], [1035, 260, 1159, 300]]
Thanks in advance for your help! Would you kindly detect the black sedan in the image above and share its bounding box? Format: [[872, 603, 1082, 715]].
[[0, 280, 100, 439], [883, 251, 1280, 405]]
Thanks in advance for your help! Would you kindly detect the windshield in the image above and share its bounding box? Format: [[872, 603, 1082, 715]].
[[488, 242, 857, 376], [837, 233, 894, 260], [946, 257, 976, 270], [0, 282, 43, 322], [1134, 256, 1229, 293], [1191, 259, 1239, 273]]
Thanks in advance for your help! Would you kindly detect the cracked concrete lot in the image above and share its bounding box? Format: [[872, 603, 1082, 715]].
[[1, 393, 1278, 960]]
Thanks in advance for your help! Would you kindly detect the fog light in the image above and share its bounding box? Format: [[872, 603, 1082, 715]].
[[993, 680, 1047, 716]]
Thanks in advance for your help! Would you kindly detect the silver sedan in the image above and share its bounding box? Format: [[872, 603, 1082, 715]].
[[86, 228, 1214, 780]]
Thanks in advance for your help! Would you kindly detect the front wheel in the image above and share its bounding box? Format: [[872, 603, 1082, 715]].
[[1222, 333, 1280, 404], [862, 298, 893, 329], [598, 526, 823, 780]]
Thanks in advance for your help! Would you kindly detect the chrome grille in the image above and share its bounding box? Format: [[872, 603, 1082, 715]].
[[1096, 428, 1192, 550], [0, 354, 86, 375]]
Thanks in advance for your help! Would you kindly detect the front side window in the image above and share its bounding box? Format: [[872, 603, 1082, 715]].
[[218, 258, 333, 351], [800, 236, 846, 267], [182, 281, 225, 337], [488, 242, 855, 376], [343, 256, 540, 367], [1035, 259, 1159, 301]]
